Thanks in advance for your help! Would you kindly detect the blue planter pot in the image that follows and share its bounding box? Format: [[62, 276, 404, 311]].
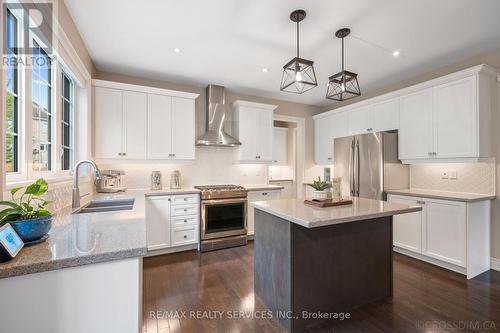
[[10, 216, 53, 243]]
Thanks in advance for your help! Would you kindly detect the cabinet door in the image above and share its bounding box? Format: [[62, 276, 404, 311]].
[[171, 97, 195, 160], [314, 116, 335, 165], [269, 181, 293, 199], [148, 94, 173, 159], [388, 195, 423, 253], [122, 91, 147, 159], [238, 107, 258, 161], [256, 109, 274, 161], [272, 128, 288, 165], [94, 87, 123, 159], [246, 191, 262, 235], [261, 190, 281, 200], [348, 105, 372, 135], [433, 76, 477, 158], [145, 196, 171, 250], [371, 98, 399, 132], [423, 199, 466, 267], [399, 88, 434, 160]]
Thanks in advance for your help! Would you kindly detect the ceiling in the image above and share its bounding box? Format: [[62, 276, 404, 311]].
[[65, 0, 500, 107]]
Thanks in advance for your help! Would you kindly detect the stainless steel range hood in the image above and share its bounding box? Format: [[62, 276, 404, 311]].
[[196, 85, 241, 147]]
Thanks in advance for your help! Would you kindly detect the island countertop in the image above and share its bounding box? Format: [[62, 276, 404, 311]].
[[252, 197, 422, 228], [0, 190, 148, 279]]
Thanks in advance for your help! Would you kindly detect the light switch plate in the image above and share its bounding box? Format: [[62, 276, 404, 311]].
[[441, 170, 449, 179], [449, 170, 457, 180]]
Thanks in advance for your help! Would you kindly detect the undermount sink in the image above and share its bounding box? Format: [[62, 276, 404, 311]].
[[74, 198, 135, 214]]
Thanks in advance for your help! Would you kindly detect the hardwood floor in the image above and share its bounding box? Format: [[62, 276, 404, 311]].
[[143, 242, 500, 332]]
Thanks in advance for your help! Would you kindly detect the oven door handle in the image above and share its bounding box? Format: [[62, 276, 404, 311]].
[[201, 198, 248, 205]]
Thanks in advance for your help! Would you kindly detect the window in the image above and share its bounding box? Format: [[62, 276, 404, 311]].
[[61, 72, 73, 170], [32, 41, 52, 171], [5, 9, 19, 172]]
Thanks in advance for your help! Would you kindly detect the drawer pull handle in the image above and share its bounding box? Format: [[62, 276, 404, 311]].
[[184, 209, 188, 212], [184, 219, 187, 223], [183, 235, 187, 239], [184, 198, 188, 201]]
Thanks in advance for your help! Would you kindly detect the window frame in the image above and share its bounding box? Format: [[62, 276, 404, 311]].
[[60, 70, 74, 171]]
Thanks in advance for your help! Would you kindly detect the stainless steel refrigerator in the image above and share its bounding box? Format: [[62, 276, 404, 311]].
[[334, 131, 409, 200]]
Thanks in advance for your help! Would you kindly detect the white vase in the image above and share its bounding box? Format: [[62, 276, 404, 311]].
[[313, 190, 332, 200]]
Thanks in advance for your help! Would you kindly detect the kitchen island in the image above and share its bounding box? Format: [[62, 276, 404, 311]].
[[252, 197, 421, 332]]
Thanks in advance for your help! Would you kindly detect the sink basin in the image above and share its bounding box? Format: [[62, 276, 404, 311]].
[[74, 198, 135, 214]]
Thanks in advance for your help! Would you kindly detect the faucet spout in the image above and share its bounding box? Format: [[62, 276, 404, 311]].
[[72, 160, 102, 208]]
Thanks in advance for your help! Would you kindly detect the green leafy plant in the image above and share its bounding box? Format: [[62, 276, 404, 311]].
[[0, 178, 52, 223], [307, 177, 331, 191]]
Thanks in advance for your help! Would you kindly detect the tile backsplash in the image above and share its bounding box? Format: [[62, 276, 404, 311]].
[[410, 160, 496, 195]]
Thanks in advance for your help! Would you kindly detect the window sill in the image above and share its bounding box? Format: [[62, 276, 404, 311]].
[[5, 175, 90, 191]]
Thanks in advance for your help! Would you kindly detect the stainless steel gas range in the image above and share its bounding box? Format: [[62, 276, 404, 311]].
[[194, 184, 248, 252]]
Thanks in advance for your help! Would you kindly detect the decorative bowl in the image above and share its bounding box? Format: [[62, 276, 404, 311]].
[[9, 216, 53, 242]]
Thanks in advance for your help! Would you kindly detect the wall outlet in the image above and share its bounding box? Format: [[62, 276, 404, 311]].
[[449, 170, 457, 180], [441, 170, 449, 179]]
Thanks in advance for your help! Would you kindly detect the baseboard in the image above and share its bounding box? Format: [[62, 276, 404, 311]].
[[145, 243, 198, 257], [394, 247, 467, 276], [491, 257, 500, 271]]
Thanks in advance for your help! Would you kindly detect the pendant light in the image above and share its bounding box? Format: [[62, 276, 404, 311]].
[[280, 9, 317, 94], [326, 28, 361, 101]]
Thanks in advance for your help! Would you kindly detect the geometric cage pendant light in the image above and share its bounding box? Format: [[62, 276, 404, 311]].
[[280, 9, 318, 94], [326, 28, 361, 101]]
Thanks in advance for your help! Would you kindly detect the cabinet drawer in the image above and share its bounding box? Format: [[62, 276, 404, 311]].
[[172, 226, 198, 246], [261, 190, 280, 200], [172, 215, 199, 227], [171, 204, 199, 217], [170, 194, 199, 205]]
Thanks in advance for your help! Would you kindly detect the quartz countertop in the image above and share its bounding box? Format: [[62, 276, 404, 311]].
[[0, 190, 148, 279], [385, 189, 495, 202], [145, 188, 200, 196], [243, 184, 285, 191], [252, 197, 421, 228]]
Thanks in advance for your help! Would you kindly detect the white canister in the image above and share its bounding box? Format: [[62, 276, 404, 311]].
[[151, 171, 162, 190]]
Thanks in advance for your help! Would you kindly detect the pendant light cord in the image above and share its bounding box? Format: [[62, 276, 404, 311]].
[[296, 19, 300, 58]]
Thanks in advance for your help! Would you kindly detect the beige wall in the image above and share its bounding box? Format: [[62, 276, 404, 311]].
[[323, 48, 500, 259]]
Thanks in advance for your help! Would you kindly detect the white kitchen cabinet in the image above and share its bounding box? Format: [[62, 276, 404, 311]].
[[314, 110, 348, 165], [146, 193, 200, 253], [269, 180, 294, 199], [94, 87, 124, 159], [93, 79, 199, 162], [399, 88, 434, 160], [272, 127, 288, 165], [122, 91, 148, 159], [347, 105, 371, 135], [389, 195, 423, 253], [148, 95, 196, 160], [233, 101, 277, 163], [387, 193, 490, 279], [94, 88, 147, 159], [247, 189, 282, 235], [423, 199, 466, 267], [146, 196, 171, 250], [433, 76, 477, 159], [371, 98, 399, 132]]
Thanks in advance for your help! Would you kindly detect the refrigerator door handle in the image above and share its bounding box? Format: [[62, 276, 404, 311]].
[[356, 139, 360, 196], [349, 139, 355, 196]]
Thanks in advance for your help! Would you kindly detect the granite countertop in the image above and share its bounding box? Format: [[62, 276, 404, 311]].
[[252, 197, 421, 228], [243, 184, 285, 191], [145, 188, 200, 196], [0, 190, 148, 279], [385, 188, 496, 202]]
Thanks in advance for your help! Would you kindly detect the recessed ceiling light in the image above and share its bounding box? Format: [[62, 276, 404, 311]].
[[173, 47, 181, 53], [392, 50, 400, 57], [262, 68, 269, 73]]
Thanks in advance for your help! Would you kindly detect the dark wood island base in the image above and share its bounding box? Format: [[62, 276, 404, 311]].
[[254, 209, 393, 332]]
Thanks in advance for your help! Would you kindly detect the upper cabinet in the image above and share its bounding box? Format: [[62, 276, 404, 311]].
[[272, 127, 288, 165], [93, 80, 199, 161], [314, 65, 496, 165], [233, 100, 277, 163], [314, 110, 348, 165]]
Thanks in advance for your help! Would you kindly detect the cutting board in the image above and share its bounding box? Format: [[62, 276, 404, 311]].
[[304, 199, 353, 208]]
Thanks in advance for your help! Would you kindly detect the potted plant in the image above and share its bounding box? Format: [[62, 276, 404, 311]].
[[307, 177, 332, 200], [0, 178, 53, 243]]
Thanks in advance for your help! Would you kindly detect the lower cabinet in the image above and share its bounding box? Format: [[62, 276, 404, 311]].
[[387, 194, 489, 279], [146, 193, 200, 252], [247, 189, 282, 235]]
